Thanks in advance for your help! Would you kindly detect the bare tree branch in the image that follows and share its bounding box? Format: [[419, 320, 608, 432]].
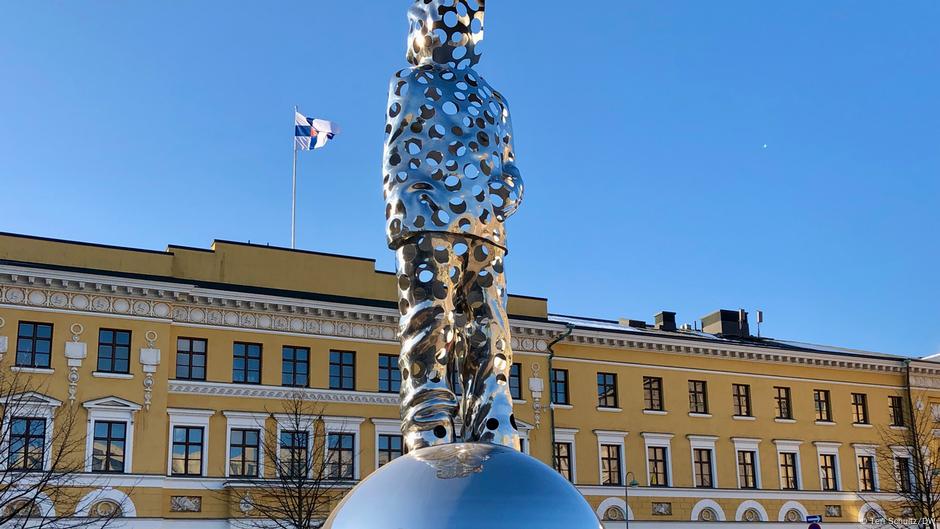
[[220, 393, 353, 529]]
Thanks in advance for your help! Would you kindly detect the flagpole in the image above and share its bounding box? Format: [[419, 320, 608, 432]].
[[291, 105, 298, 249]]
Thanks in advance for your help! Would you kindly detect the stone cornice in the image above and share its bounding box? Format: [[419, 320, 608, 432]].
[[168, 380, 399, 406], [1, 264, 935, 377]]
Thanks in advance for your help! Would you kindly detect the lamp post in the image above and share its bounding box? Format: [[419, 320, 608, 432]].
[[624, 471, 639, 529]]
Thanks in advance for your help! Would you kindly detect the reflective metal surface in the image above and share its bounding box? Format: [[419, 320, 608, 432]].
[[322, 444, 603, 529], [383, 0, 524, 452]]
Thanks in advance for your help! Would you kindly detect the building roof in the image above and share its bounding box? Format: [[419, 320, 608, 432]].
[[0, 230, 931, 364]]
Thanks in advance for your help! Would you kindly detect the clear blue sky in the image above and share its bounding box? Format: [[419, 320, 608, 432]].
[[1, 2, 937, 356]]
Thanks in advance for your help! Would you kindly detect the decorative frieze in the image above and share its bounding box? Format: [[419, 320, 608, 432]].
[[0, 267, 931, 374], [169, 380, 399, 406]]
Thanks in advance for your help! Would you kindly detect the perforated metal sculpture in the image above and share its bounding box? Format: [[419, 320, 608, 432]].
[[383, 0, 524, 452]]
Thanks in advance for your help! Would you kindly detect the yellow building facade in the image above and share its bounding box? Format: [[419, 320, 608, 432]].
[[0, 231, 937, 528]]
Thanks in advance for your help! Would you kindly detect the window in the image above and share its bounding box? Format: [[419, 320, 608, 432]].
[[330, 351, 356, 390], [597, 372, 618, 408], [378, 434, 403, 467], [858, 455, 875, 491], [97, 329, 131, 374], [732, 384, 752, 417], [8, 418, 45, 470], [647, 446, 669, 487], [890, 396, 906, 427], [643, 376, 664, 411], [282, 346, 309, 387], [553, 442, 572, 481], [378, 354, 401, 393], [327, 433, 355, 479], [737, 451, 757, 489], [176, 338, 207, 381], [600, 444, 622, 485], [279, 430, 309, 477], [852, 393, 869, 424], [232, 342, 262, 384], [693, 448, 713, 488], [15, 322, 53, 368], [814, 389, 832, 422], [897, 456, 913, 492], [774, 386, 792, 419], [510, 363, 523, 400], [779, 452, 799, 490], [688, 380, 708, 414], [229, 429, 260, 477], [820, 453, 838, 490], [171, 426, 204, 476], [91, 421, 126, 473], [550, 369, 569, 405]]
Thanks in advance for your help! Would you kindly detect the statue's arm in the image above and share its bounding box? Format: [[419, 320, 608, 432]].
[[490, 93, 524, 220]]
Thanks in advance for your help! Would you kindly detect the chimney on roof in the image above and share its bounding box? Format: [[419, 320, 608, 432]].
[[618, 318, 647, 329], [701, 309, 751, 338], [654, 311, 677, 331]]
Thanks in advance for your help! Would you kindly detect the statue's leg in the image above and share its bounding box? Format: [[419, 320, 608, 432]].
[[459, 241, 520, 449], [396, 234, 461, 451]]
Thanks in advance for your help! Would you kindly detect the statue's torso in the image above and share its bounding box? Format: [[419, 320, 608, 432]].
[[383, 64, 513, 249]]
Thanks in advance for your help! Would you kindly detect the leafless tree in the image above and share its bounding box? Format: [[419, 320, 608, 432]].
[[862, 382, 940, 529], [0, 368, 126, 529], [222, 393, 352, 529]]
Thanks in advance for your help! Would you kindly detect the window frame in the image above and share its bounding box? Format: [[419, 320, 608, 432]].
[[889, 396, 906, 427], [852, 393, 869, 425], [15, 321, 54, 369], [737, 450, 758, 489], [550, 368, 570, 405], [509, 363, 523, 400], [279, 429, 311, 478], [232, 342, 263, 385], [779, 452, 799, 490], [377, 354, 401, 394], [8, 417, 46, 471], [814, 389, 833, 422], [281, 346, 310, 388], [643, 376, 664, 411], [329, 350, 357, 391], [597, 372, 618, 409], [377, 433, 404, 468], [96, 328, 132, 374], [175, 337, 208, 381], [600, 443, 623, 486], [326, 432, 355, 479], [553, 441, 573, 481], [732, 384, 752, 417], [774, 386, 793, 420], [228, 428, 261, 478], [167, 408, 213, 477], [647, 446, 669, 487], [91, 420, 127, 473], [693, 448, 714, 488], [688, 380, 708, 414], [171, 426, 205, 477]]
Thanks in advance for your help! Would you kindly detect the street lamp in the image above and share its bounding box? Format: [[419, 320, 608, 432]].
[[624, 471, 639, 529]]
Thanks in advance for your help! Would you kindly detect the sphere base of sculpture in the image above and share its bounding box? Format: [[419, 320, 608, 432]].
[[323, 442, 602, 529]]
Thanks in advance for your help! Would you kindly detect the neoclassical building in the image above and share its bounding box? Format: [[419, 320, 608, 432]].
[[0, 231, 936, 528]]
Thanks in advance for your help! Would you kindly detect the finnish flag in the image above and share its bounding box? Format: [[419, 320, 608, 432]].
[[295, 112, 340, 150]]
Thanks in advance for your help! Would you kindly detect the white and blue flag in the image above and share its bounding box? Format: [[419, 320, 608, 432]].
[[294, 112, 340, 150]]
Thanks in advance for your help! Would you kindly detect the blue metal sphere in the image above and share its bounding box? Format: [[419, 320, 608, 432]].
[[323, 443, 602, 529]]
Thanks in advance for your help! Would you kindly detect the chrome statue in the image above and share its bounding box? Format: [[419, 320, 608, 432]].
[[383, 0, 524, 452], [322, 3, 602, 527]]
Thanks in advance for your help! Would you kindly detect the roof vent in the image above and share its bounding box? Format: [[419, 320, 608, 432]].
[[654, 311, 677, 331], [701, 309, 750, 338]]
